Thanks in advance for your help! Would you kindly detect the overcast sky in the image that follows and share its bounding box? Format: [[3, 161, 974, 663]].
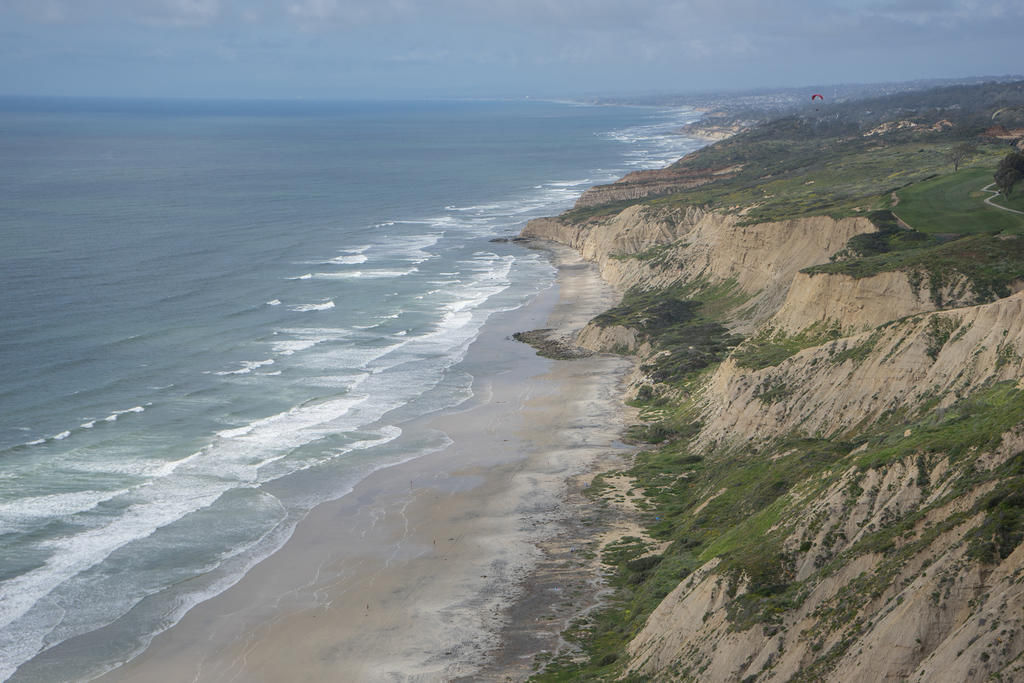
[[0, 0, 1021, 100]]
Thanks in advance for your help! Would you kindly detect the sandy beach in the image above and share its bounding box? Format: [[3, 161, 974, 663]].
[[98, 242, 633, 682]]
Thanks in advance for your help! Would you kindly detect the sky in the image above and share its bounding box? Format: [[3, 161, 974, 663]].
[[0, 0, 1021, 100]]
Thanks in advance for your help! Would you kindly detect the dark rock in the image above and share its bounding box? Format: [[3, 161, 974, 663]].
[[512, 329, 594, 360]]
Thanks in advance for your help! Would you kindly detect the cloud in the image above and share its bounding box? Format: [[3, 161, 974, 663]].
[[0, 0, 223, 27], [4, 0, 1019, 36], [0, 0, 1019, 99], [284, 0, 420, 28], [141, 0, 222, 27], [0, 0, 68, 23]]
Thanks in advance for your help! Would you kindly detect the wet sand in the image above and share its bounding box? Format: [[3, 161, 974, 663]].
[[101, 243, 633, 682]]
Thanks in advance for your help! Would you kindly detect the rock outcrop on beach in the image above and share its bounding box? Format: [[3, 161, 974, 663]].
[[519, 80, 1024, 682]]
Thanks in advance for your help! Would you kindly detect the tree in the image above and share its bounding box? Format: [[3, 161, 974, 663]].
[[949, 142, 976, 172], [995, 151, 1024, 198]]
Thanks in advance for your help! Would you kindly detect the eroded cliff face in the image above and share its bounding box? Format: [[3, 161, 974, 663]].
[[660, 214, 875, 329], [524, 206, 875, 332], [768, 270, 975, 336], [522, 204, 699, 268], [698, 292, 1024, 450], [626, 431, 1024, 681], [520, 188, 1024, 681]]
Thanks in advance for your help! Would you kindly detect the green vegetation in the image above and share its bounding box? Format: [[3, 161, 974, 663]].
[[512, 329, 594, 360], [988, 191, 1024, 213], [830, 210, 935, 259], [804, 233, 1024, 306], [592, 286, 701, 334], [531, 81, 1024, 681], [563, 131, 1009, 230], [732, 323, 842, 370], [894, 166, 1024, 234], [593, 282, 745, 387], [534, 380, 1024, 681], [995, 151, 1024, 198], [655, 133, 957, 225], [827, 331, 882, 366], [949, 142, 977, 173], [611, 242, 677, 266], [852, 381, 1024, 470], [558, 82, 1024, 232], [924, 315, 959, 360], [965, 453, 1024, 563]]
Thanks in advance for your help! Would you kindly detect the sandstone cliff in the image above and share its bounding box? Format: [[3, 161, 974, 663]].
[[522, 204, 697, 268], [626, 430, 1024, 681], [698, 292, 1024, 449], [524, 206, 876, 339], [768, 270, 975, 336], [518, 144, 1024, 681]]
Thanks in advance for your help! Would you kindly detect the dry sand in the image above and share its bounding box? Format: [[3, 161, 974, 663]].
[[99, 243, 635, 682]]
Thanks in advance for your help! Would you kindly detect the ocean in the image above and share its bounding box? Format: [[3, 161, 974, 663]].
[[0, 96, 701, 681]]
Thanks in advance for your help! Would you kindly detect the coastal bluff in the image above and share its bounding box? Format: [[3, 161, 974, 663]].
[[517, 169, 1024, 680], [572, 162, 741, 208]]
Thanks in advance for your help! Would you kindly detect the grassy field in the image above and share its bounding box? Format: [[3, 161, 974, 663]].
[[987, 187, 1024, 213], [804, 234, 1024, 303], [894, 166, 1024, 234], [560, 117, 1012, 230]]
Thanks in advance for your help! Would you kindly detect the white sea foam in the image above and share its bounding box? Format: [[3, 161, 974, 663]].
[[599, 108, 703, 169], [22, 406, 147, 446], [0, 489, 131, 533], [0, 475, 247, 676], [65, 425, 444, 683], [294, 340, 407, 374], [277, 425, 406, 475], [445, 202, 506, 212], [0, 388, 417, 678], [290, 300, 335, 312], [312, 267, 417, 280], [215, 359, 275, 376], [374, 232, 441, 264], [217, 425, 254, 439], [102, 406, 146, 423], [547, 178, 592, 187], [287, 273, 313, 280], [0, 102, 715, 681], [272, 327, 350, 356], [327, 253, 368, 265], [272, 339, 320, 355]]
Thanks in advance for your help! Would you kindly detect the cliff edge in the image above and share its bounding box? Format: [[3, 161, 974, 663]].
[[518, 81, 1024, 683]]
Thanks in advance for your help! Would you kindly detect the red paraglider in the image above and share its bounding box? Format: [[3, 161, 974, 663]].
[[811, 94, 824, 101]]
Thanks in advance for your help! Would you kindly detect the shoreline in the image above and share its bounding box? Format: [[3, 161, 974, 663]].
[[96, 242, 634, 682]]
